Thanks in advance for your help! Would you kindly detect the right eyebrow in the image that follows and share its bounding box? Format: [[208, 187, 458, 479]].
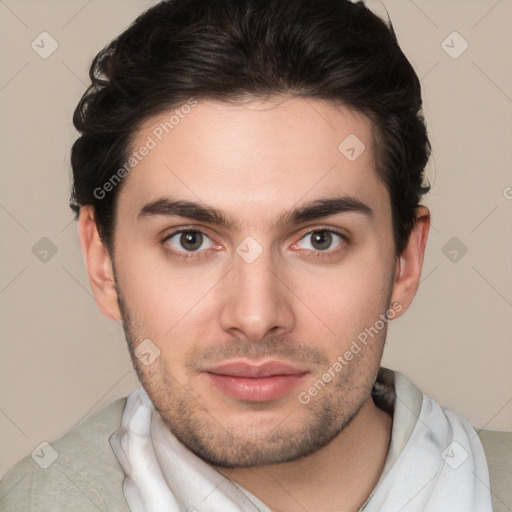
[[138, 197, 241, 230]]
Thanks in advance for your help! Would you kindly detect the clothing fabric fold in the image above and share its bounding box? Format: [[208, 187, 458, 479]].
[[363, 393, 492, 511], [109, 386, 263, 511]]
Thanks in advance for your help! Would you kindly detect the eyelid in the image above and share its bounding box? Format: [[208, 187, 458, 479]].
[[161, 228, 223, 262], [297, 225, 349, 241], [291, 227, 349, 252], [161, 225, 350, 259], [161, 224, 216, 240]]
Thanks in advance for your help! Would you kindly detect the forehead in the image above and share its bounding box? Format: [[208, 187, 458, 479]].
[[117, 96, 389, 229]]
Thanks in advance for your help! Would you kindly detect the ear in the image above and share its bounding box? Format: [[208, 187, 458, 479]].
[[389, 206, 430, 318], [78, 206, 122, 321]]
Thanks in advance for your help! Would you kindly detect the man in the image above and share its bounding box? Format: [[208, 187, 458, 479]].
[[0, 0, 510, 510]]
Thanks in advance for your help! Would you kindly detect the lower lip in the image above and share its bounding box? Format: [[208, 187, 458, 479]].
[[206, 373, 307, 402]]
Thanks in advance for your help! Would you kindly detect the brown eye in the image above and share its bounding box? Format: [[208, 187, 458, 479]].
[[179, 231, 203, 251], [295, 229, 347, 254], [164, 229, 214, 255], [310, 231, 333, 251]]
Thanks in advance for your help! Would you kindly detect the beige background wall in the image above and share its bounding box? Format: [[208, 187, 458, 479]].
[[1, 0, 511, 478]]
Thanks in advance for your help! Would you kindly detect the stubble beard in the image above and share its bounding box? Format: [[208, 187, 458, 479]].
[[114, 274, 389, 468]]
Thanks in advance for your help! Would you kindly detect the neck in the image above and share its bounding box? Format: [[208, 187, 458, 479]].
[[215, 396, 392, 512]]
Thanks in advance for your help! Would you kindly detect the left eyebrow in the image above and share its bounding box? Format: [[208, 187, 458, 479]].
[[137, 195, 374, 231], [276, 196, 374, 229]]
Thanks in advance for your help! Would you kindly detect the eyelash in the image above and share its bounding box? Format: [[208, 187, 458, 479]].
[[161, 227, 349, 261]]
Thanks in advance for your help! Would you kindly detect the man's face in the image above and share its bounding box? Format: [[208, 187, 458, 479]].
[[111, 97, 398, 467]]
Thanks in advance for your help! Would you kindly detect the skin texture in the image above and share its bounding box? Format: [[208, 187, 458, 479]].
[[79, 96, 430, 511]]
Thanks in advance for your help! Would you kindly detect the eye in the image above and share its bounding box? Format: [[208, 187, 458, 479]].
[[163, 229, 215, 255], [294, 229, 347, 253]]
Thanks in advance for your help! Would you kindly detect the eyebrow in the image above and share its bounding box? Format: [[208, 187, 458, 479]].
[[137, 195, 374, 231]]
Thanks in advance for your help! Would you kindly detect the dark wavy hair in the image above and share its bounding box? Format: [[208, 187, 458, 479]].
[[70, 0, 431, 256]]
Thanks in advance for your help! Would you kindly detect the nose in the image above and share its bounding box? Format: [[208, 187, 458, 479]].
[[218, 244, 296, 343]]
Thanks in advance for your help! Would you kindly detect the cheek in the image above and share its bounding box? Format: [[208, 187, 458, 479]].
[[116, 245, 222, 341], [296, 248, 393, 344]]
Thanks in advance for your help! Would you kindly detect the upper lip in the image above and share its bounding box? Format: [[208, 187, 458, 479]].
[[202, 360, 309, 378]]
